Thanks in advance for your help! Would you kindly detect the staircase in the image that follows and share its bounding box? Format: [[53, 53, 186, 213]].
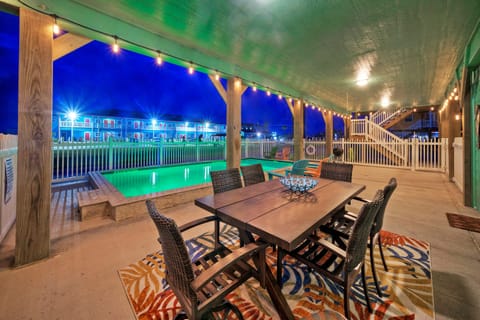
[[351, 108, 412, 165]]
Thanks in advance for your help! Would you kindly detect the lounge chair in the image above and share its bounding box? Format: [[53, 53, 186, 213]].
[[268, 159, 310, 180]]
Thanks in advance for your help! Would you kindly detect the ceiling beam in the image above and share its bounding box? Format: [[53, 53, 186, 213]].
[[208, 75, 227, 103], [53, 33, 92, 61]]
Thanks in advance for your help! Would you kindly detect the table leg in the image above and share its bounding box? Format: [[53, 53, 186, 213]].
[[238, 230, 294, 320]]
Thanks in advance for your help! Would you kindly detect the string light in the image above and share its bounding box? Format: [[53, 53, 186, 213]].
[[52, 15, 60, 35], [278, 94, 282, 100], [155, 51, 163, 65], [112, 36, 120, 53], [455, 114, 460, 120], [40, 10, 352, 115]]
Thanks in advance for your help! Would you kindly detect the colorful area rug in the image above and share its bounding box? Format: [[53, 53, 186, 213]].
[[446, 212, 480, 233], [118, 226, 434, 319]]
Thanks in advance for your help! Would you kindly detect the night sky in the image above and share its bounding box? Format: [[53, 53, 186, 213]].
[[0, 10, 337, 138]]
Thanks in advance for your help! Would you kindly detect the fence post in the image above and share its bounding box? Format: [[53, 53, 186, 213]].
[[411, 138, 418, 171], [245, 139, 249, 158], [196, 140, 200, 162], [159, 141, 163, 165], [341, 138, 345, 162], [442, 137, 448, 173], [260, 139, 264, 159], [108, 137, 113, 170]]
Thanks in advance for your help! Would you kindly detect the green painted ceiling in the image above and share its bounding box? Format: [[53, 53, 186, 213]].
[[12, 0, 480, 112]]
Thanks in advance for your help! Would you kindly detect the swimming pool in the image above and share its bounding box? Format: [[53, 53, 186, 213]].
[[102, 158, 290, 198]]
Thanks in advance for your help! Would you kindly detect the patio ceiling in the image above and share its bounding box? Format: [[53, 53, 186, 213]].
[[11, 0, 480, 113]]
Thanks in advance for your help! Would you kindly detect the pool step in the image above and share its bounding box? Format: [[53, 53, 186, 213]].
[[77, 171, 214, 222], [77, 189, 111, 220]]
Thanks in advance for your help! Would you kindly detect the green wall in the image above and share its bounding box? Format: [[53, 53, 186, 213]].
[[467, 23, 480, 211], [472, 77, 480, 210]]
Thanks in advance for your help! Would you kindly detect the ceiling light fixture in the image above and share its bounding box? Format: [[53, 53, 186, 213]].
[[380, 96, 390, 108], [355, 69, 369, 86]]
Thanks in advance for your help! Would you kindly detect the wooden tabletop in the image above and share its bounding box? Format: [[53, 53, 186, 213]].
[[195, 178, 366, 251]]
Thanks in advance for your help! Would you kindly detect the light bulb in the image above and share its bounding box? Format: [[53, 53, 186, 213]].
[[53, 23, 60, 35], [188, 65, 194, 74], [266, 90, 271, 96], [214, 72, 220, 81], [112, 37, 120, 53], [252, 85, 257, 92], [155, 53, 162, 65]]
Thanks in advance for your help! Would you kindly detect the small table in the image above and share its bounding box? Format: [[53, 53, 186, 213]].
[[195, 178, 366, 319]]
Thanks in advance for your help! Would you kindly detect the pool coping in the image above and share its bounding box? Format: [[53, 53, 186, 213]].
[[77, 171, 215, 221], [77, 160, 291, 221]]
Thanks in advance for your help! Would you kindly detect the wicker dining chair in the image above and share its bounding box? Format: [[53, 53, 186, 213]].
[[240, 163, 265, 186], [210, 168, 243, 193], [277, 190, 384, 320], [320, 162, 353, 182], [321, 178, 398, 297], [146, 200, 266, 320]]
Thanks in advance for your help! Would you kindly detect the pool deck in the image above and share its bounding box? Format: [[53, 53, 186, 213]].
[[78, 171, 215, 221]]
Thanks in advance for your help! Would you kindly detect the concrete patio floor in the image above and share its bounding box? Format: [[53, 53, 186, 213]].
[[0, 166, 479, 319]]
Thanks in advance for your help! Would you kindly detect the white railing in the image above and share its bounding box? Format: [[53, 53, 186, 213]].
[[39, 137, 449, 182], [370, 110, 394, 125], [59, 121, 94, 128], [370, 107, 407, 126], [351, 119, 407, 163], [333, 138, 448, 172]]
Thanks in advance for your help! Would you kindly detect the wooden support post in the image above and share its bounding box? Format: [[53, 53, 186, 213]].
[[446, 101, 456, 180], [226, 78, 243, 169], [323, 111, 334, 156], [459, 68, 472, 206], [15, 8, 53, 266], [292, 99, 304, 161], [344, 117, 351, 140], [53, 33, 92, 61]]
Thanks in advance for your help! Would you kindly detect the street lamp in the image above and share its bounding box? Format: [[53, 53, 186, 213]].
[[151, 119, 157, 141], [67, 111, 78, 142]]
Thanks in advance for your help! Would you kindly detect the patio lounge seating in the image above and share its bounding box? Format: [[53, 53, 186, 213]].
[[277, 190, 384, 320], [210, 168, 243, 246], [320, 178, 398, 297], [240, 163, 266, 186], [146, 200, 266, 320], [268, 159, 310, 180], [304, 157, 330, 177]]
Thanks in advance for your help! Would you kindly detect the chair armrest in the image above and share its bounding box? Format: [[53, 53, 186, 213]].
[[178, 216, 217, 233], [268, 171, 285, 180], [352, 196, 370, 203], [319, 225, 350, 239], [317, 238, 346, 258], [191, 242, 267, 291]]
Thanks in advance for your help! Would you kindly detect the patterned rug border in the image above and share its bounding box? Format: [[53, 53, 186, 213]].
[[446, 212, 480, 233], [118, 228, 435, 320]]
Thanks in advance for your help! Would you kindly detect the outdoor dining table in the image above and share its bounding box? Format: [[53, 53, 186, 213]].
[[195, 177, 366, 320]]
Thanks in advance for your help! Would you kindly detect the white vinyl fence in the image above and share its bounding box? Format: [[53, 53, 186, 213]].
[[50, 138, 447, 182]]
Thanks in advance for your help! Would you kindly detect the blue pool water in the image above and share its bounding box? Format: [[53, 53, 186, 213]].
[[102, 158, 290, 197]]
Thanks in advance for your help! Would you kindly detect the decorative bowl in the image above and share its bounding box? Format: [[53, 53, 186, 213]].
[[279, 176, 318, 194]]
